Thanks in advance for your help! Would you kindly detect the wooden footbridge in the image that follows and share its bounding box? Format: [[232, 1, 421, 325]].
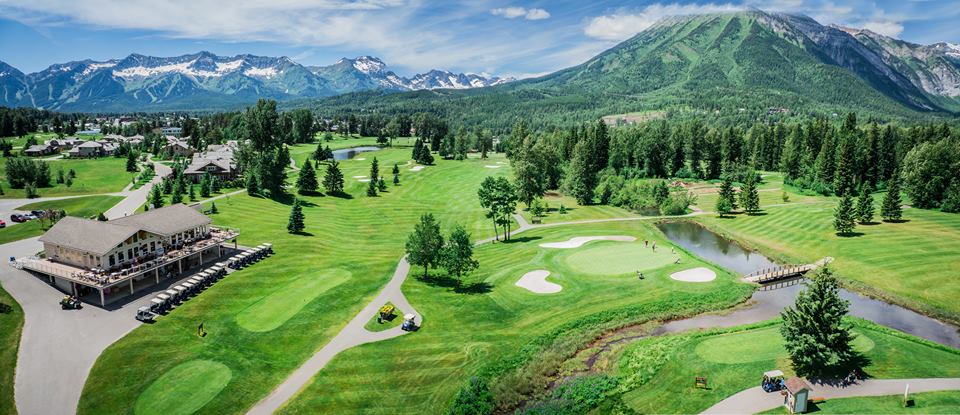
[[742, 257, 833, 284]]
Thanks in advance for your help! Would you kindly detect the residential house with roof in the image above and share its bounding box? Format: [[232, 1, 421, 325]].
[[24, 143, 57, 157], [183, 141, 239, 183]]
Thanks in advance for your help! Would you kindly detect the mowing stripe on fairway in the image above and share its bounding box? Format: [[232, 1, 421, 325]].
[[694, 327, 876, 364], [134, 359, 231, 415], [236, 269, 351, 332]]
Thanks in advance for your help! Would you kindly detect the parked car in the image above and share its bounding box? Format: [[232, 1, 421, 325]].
[[23, 213, 37, 220], [31, 210, 46, 218], [10, 214, 27, 223], [0, 219, 6, 228]]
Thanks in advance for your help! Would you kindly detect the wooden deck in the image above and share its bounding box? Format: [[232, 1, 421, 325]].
[[742, 257, 833, 283]]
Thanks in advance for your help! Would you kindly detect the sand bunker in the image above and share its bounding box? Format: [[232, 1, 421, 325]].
[[355, 157, 366, 161], [670, 267, 716, 282], [539, 235, 637, 249], [484, 165, 502, 169], [410, 166, 425, 172], [515, 270, 561, 294], [358, 179, 371, 182], [352, 175, 367, 179]]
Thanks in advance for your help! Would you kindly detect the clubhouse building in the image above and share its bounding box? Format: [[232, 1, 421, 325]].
[[17, 204, 239, 306]]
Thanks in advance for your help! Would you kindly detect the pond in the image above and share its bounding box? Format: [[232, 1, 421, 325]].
[[332, 146, 380, 161], [656, 221, 960, 348]]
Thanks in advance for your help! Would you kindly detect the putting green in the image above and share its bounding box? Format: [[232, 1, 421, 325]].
[[236, 268, 351, 332], [564, 243, 677, 276], [134, 360, 231, 415], [695, 327, 875, 364]]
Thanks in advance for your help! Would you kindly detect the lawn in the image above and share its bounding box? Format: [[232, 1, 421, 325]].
[[276, 220, 754, 414], [694, 195, 960, 324], [1, 157, 133, 198], [0, 285, 24, 415], [80, 147, 753, 415], [0, 195, 124, 244], [609, 319, 960, 414], [364, 302, 404, 332], [759, 391, 960, 414], [79, 148, 517, 414]]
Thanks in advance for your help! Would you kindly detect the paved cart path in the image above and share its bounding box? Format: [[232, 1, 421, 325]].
[[702, 378, 960, 414]]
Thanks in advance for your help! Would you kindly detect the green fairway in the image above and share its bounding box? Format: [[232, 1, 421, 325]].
[[759, 390, 960, 414], [0, 286, 24, 415], [1, 157, 133, 198], [695, 193, 960, 324], [79, 148, 520, 414], [564, 242, 679, 276], [277, 220, 753, 414], [236, 268, 351, 332], [611, 319, 960, 414], [134, 359, 232, 415], [0, 195, 124, 244]]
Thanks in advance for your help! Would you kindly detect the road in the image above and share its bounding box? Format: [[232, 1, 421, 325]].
[[104, 161, 172, 219], [702, 378, 960, 414]]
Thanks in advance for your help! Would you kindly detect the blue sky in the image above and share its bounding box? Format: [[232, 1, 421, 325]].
[[1, 0, 958, 78]]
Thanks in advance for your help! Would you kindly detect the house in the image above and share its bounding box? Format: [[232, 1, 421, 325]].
[[24, 143, 56, 157], [25, 204, 240, 306], [163, 137, 194, 157], [102, 134, 125, 142], [67, 141, 116, 158], [183, 141, 239, 183], [58, 137, 84, 149], [162, 126, 183, 137], [783, 377, 812, 414]]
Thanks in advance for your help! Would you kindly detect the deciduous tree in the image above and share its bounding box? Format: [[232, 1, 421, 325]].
[[405, 213, 444, 277]]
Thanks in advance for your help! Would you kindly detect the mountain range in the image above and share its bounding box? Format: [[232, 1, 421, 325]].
[[2, 10, 959, 118], [310, 10, 960, 127], [0, 53, 511, 112]]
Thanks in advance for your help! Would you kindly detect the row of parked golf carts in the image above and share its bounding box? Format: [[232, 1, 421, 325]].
[[135, 243, 273, 322]]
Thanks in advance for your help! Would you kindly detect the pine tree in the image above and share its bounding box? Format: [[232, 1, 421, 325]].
[[881, 170, 903, 222], [96, 212, 107, 221], [211, 176, 221, 193], [171, 186, 184, 204], [246, 174, 260, 196], [149, 184, 164, 208], [834, 193, 856, 235], [715, 196, 733, 218], [377, 177, 387, 192], [210, 202, 218, 214], [563, 141, 595, 205], [780, 267, 856, 378], [739, 173, 760, 214], [199, 173, 212, 198], [718, 177, 738, 212], [126, 151, 138, 172], [287, 198, 305, 234], [188, 184, 196, 201], [296, 159, 319, 194], [323, 160, 345, 195], [855, 185, 875, 224], [393, 172, 400, 185], [833, 135, 856, 196]]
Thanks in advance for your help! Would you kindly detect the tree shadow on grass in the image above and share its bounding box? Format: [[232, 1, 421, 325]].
[[297, 190, 325, 198], [500, 236, 542, 244], [327, 191, 353, 200], [809, 352, 873, 387], [289, 231, 315, 237], [836, 231, 865, 238], [415, 273, 493, 294], [745, 211, 768, 216], [882, 219, 910, 224], [269, 193, 318, 207], [859, 221, 880, 226], [0, 303, 12, 314]]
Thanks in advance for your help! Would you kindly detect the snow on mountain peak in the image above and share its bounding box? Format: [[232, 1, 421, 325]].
[[351, 56, 386, 74]]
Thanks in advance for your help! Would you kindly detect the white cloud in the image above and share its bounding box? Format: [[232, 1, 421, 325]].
[[583, 3, 742, 41], [491, 6, 550, 21], [861, 20, 904, 37]]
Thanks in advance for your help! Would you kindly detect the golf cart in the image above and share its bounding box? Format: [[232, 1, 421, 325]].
[[762, 370, 786, 392], [135, 306, 157, 322], [60, 295, 82, 310], [401, 313, 418, 331]]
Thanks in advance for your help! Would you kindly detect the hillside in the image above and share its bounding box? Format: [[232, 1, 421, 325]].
[[305, 11, 960, 127]]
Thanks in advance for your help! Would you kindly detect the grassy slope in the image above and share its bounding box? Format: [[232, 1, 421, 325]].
[[759, 391, 960, 414], [613, 319, 960, 414], [694, 188, 960, 324], [0, 195, 125, 244], [79, 148, 520, 414], [1, 157, 133, 199], [278, 221, 753, 413], [0, 285, 24, 415]]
